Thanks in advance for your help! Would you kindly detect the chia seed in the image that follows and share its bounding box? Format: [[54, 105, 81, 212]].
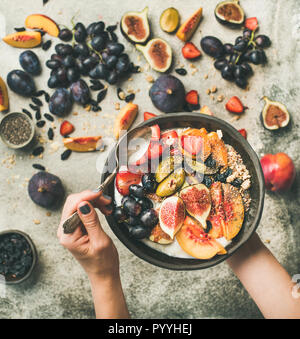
[[61, 149, 72, 161], [32, 164, 46, 171], [0, 114, 32, 145]]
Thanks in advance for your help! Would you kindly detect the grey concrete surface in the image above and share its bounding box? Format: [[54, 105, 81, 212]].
[[0, 0, 299, 319]]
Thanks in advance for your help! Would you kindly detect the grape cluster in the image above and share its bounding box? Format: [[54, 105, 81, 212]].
[[213, 29, 271, 88], [45, 20, 138, 110]]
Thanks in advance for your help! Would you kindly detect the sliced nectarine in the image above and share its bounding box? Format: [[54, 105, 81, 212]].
[[0, 77, 9, 112], [176, 215, 226, 259], [63, 136, 102, 152], [149, 223, 173, 244], [25, 14, 60, 37], [208, 182, 225, 239], [206, 131, 228, 168], [200, 105, 214, 116], [113, 103, 138, 139], [3, 31, 42, 48], [222, 183, 244, 240]]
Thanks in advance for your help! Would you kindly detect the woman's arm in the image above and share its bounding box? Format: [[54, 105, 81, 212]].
[[227, 232, 300, 319]]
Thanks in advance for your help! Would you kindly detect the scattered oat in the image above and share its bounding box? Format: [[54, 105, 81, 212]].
[[115, 103, 120, 110], [72, 112, 78, 116], [210, 94, 215, 101], [33, 219, 41, 225], [46, 212, 52, 217], [217, 95, 225, 102], [85, 105, 91, 112], [204, 74, 208, 79], [206, 89, 211, 95], [128, 77, 133, 81], [265, 239, 271, 244], [230, 115, 240, 122], [146, 75, 154, 83], [190, 63, 196, 69], [211, 86, 217, 93]]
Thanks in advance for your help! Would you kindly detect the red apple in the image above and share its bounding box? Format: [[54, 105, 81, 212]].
[[261, 153, 296, 191]]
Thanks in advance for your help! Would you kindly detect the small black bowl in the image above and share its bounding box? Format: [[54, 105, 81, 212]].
[[0, 230, 38, 284], [102, 113, 265, 270]]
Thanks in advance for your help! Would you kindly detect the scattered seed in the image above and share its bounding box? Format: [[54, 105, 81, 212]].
[[129, 63, 140, 73], [211, 86, 217, 93], [22, 109, 33, 119], [32, 164, 46, 171], [97, 89, 108, 103], [175, 68, 187, 76], [44, 92, 50, 103], [36, 120, 46, 128], [107, 25, 117, 32], [14, 27, 26, 32], [110, 32, 118, 42], [44, 113, 54, 122], [125, 93, 135, 102], [33, 90, 45, 97], [31, 97, 43, 107], [32, 146, 44, 156], [61, 149, 72, 161], [35, 110, 41, 120], [42, 40, 52, 51], [48, 128, 54, 140]]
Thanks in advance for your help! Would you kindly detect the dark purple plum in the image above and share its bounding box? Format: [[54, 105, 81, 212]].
[[70, 79, 91, 105], [49, 88, 73, 116], [19, 51, 41, 75], [7, 70, 36, 97], [28, 171, 65, 208], [200, 36, 225, 58]]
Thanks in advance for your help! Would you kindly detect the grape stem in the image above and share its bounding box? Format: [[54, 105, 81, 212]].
[[234, 29, 256, 65], [86, 42, 103, 63]]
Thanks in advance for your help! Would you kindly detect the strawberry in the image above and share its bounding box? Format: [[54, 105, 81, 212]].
[[182, 42, 201, 59], [143, 112, 157, 120], [238, 129, 247, 139], [225, 96, 244, 114], [116, 170, 141, 196], [181, 135, 203, 156], [185, 90, 199, 106], [60, 120, 75, 136], [245, 17, 258, 31], [161, 130, 178, 149]]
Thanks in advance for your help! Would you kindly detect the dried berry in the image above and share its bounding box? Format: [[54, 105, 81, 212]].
[[32, 146, 44, 156], [44, 113, 54, 122], [31, 97, 43, 107], [48, 128, 54, 140], [42, 40, 52, 51], [36, 120, 46, 128], [29, 104, 39, 111], [61, 149, 72, 161], [231, 178, 243, 187], [44, 92, 50, 103], [22, 109, 33, 119], [110, 32, 118, 42], [97, 89, 108, 103], [14, 27, 26, 32], [175, 68, 187, 76], [107, 25, 117, 32], [35, 109, 41, 120], [125, 93, 135, 102], [33, 90, 45, 97], [32, 164, 46, 171]]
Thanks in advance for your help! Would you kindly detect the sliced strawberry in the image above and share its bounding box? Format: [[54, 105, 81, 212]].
[[60, 120, 75, 136], [225, 96, 244, 114], [116, 170, 141, 196], [181, 135, 203, 156], [245, 17, 258, 31], [185, 90, 199, 106], [144, 112, 157, 120], [161, 130, 178, 149], [238, 129, 247, 139], [182, 42, 202, 59]]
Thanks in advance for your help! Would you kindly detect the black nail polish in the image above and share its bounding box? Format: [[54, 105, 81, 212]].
[[79, 204, 91, 215]]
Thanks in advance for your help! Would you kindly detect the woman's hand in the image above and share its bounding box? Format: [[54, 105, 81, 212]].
[[57, 190, 119, 279], [57, 190, 129, 318]]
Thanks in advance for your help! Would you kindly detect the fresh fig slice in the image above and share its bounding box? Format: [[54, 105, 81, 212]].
[[215, 0, 245, 27], [149, 223, 173, 244], [0, 77, 9, 112], [176, 216, 226, 259], [159, 196, 185, 239], [179, 184, 211, 228], [160, 8, 180, 33], [136, 38, 172, 72], [261, 96, 290, 130], [121, 7, 150, 44], [222, 183, 244, 240], [156, 168, 185, 197]]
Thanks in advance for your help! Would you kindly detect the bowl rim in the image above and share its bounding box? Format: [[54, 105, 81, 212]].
[[102, 112, 265, 270], [0, 112, 35, 149], [0, 229, 38, 284]]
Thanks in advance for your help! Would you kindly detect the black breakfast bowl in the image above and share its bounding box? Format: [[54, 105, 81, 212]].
[[102, 113, 265, 270]]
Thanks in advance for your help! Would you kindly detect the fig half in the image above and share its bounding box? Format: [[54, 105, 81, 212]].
[[215, 0, 245, 27], [261, 96, 290, 130], [121, 7, 150, 44], [136, 38, 172, 72]]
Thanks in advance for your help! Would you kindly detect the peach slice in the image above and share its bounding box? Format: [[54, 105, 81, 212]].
[[63, 136, 102, 152], [159, 196, 185, 239], [3, 31, 42, 48], [149, 223, 173, 244], [176, 215, 226, 259], [208, 182, 225, 239], [25, 14, 60, 37], [200, 105, 214, 116], [0, 77, 9, 112], [206, 131, 228, 168], [113, 103, 138, 139], [180, 128, 211, 160], [180, 184, 211, 228], [222, 183, 244, 240]]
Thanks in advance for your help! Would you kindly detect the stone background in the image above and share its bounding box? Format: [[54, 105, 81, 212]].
[[0, 0, 299, 319]]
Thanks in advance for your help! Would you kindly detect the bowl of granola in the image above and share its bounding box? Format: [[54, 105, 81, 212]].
[[102, 113, 265, 270]]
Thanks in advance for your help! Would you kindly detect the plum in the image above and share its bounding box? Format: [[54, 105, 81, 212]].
[[7, 70, 36, 97], [70, 79, 91, 106], [19, 51, 41, 76], [28, 171, 65, 208], [49, 88, 73, 116]]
